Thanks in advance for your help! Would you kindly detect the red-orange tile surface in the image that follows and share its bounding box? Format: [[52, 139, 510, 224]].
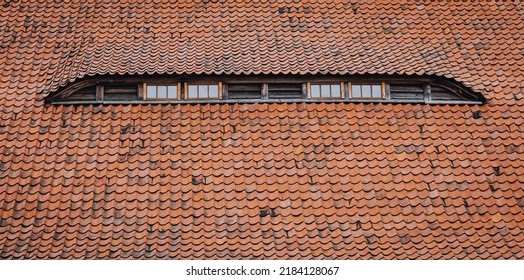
[[1, 0, 524, 259]]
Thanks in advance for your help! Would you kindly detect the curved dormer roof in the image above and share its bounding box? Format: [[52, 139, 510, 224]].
[[0, 0, 522, 103]]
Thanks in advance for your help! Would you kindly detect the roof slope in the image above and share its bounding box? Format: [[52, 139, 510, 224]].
[[1, 0, 524, 259], [0, 0, 523, 98]]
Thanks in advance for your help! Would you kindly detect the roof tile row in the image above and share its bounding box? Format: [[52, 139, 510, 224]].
[[1, 0, 524, 259]]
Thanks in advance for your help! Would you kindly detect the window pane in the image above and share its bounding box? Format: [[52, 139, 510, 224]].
[[157, 86, 167, 98], [372, 85, 382, 98], [321, 85, 331, 97], [310, 85, 320, 98], [167, 86, 177, 99], [147, 86, 157, 99], [188, 85, 198, 99], [331, 84, 341, 98], [362, 85, 371, 98], [352, 85, 361, 98], [198, 85, 207, 98], [208, 85, 218, 98]]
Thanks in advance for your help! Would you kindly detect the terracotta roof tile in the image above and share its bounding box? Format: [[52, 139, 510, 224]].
[[1, 0, 524, 259]]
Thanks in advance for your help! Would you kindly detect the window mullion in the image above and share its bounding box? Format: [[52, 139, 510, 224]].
[[262, 84, 268, 100], [306, 82, 311, 99], [222, 83, 228, 100], [424, 83, 431, 102], [301, 83, 308, 99], [385, 83, 391, 100], [183, 82, 188, 100], [138, 83, 145, 100], [96, 84, 104, 102]]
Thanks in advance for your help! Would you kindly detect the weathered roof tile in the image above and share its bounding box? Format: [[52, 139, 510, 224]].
[[1, 0, 524, 259]]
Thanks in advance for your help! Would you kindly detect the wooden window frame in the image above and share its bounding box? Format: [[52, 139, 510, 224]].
[[47, 75, 485, 105], [348, 82, 385, 100], [262, 83, 269, 100], [184, 82, 222, 100], [95, 83, 103, 102], [308, 82, 345, 100], [143, 82, 181, 101]]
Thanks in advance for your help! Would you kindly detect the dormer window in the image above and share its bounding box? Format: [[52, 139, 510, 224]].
[[186, 83, 220, 100], [350, 83, 384, 99], [145, 84, 179, 100], [47, 75, 485, 105], [309, 83, 344, 99]]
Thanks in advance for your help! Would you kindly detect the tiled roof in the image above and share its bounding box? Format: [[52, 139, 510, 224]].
[[1, 0, 524, 259]]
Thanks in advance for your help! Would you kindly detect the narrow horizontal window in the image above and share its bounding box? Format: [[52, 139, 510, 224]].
[[310, 83, 343, 99], [48, 75, 484, 104], [186, 83, 220, 100], [146, 84, 179, 100], [350, 84, 383, 99]]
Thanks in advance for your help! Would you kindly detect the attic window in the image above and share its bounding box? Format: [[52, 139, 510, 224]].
[[186, 83, 221, 100], [350, 83, 384, 99], [48, 75, 485, 104], [309, 83, 344, 99], [146, 84, 179, 100]]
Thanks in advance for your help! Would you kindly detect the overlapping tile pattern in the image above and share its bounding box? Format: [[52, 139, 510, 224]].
[[1, 103, 524, 259], [0, 0, 523, 102], [1, 1, 524, 259]]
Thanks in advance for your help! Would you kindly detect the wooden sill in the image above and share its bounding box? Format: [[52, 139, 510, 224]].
[[50, 99, 483, 105]]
